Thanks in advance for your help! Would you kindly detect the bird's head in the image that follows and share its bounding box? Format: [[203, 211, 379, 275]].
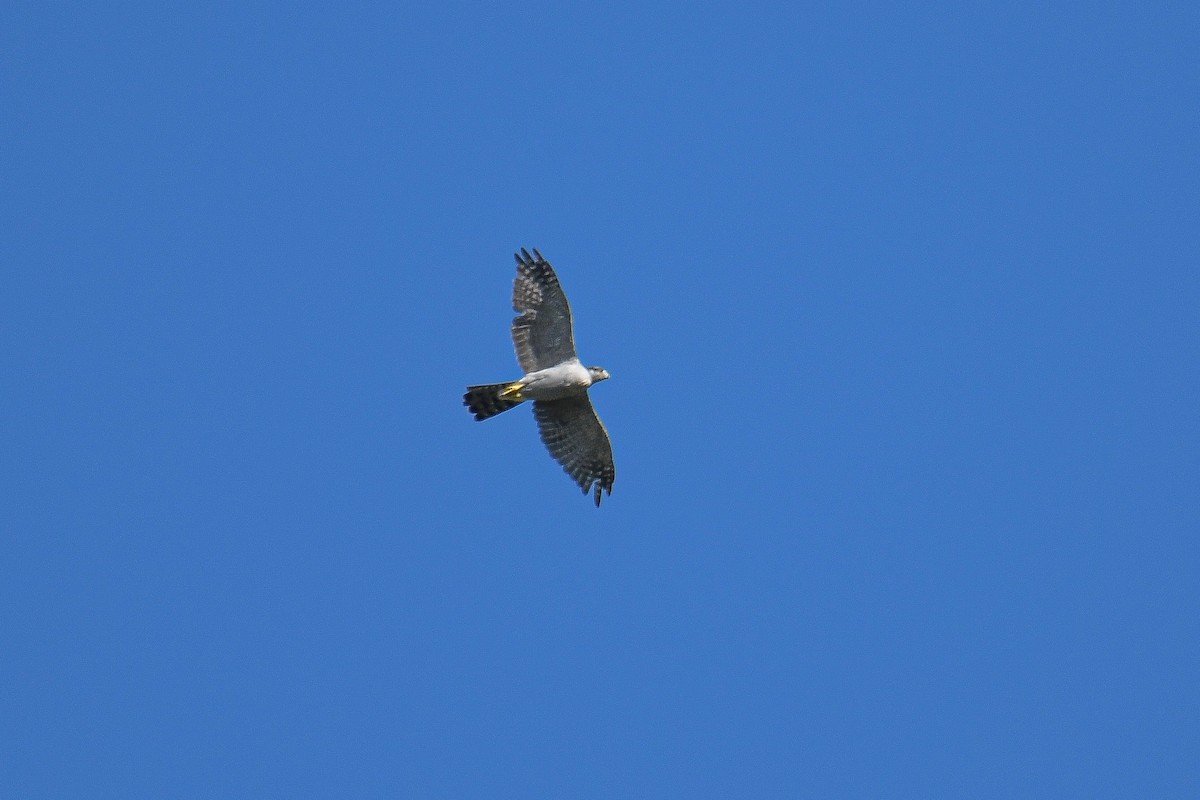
[[588, 366, 611, 384]]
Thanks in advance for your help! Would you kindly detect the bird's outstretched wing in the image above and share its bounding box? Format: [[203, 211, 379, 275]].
[[532, 396, 615, 507], [511, 248, 577, 372]]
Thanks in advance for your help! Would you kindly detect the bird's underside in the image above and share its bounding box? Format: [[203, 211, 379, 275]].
[[463, 249, 615, 507]]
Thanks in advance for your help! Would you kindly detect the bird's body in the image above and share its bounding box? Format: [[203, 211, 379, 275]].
[[464, 249, 615, 507], [513, 360, 595, 401]]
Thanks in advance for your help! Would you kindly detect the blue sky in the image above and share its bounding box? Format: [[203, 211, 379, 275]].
[[3, 1, 1198, 796]]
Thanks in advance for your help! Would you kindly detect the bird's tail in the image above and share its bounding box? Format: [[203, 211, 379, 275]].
[[464, 382, 526, 421]]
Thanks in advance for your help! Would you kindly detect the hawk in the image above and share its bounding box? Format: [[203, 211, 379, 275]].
[[464, 248, 615, 507]]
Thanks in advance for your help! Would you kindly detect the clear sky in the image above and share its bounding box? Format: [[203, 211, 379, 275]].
[[3, 2, 1198, 797]]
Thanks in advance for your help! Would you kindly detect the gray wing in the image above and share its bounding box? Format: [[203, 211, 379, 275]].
[[511, 248, 577, 373], [532, 396, 615, 507]]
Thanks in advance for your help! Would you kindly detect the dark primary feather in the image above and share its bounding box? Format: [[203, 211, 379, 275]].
[[533, 396, 615, 507], [511, 248, 578, 372]]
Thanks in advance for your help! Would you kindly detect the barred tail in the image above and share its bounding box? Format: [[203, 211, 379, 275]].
[[464, 383, 525, 421]]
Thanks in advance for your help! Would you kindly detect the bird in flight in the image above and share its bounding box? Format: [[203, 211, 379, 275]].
[[464, 248, 615, 507]]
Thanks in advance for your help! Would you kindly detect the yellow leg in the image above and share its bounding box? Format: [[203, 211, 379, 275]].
[[499, 382, 525, 399]]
